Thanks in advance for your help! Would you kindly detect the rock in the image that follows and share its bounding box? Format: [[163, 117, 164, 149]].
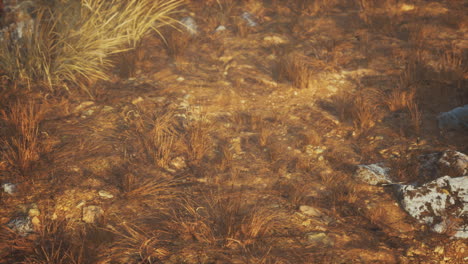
[[180, 17, 198, 35], [215, 25, 226, 32], [7, 216, 34, 236], [241, 12, 258, 27], [82, 206, 104, 224], [98, 190, 114, 199], [437, 105, 468, 131], [299, 205, 323, 217], [1, 183, 16, 194], [306, 232, 334, 246], [28, 208, 40, 217], [397, 175, 467, 238], [354, 163, 393, 185], [434, 246, 444, 255], [169, 156, 187, 171], [419, 150, 468, 181]]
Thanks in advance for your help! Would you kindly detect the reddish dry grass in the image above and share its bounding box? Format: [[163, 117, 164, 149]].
[[0, 99, 46, 176]]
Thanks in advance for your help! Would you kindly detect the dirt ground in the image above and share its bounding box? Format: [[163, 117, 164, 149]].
[[0, 0, 467, 263]]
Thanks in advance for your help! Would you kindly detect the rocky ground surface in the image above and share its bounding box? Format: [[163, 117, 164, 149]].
[[0, 0, 467, 263]]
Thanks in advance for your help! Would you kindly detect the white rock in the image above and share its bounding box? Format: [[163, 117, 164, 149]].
[[2, 183, 17, 194], [354, 163, 392, 185], [215, 25, 226, 32], [398, 175, 468, 238], [82, 206, 104, 224]]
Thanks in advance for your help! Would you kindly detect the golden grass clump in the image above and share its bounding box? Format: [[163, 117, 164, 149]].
[[0, 0, 183, 94], [277, 53, 314, 90]]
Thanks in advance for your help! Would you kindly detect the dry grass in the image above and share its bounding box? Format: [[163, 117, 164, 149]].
[[351, 93, 378, 134], [0, 99, 46, 176], [0, 0, 183, 94], [105, 219, 172, 263], [277, 53, 314, 90], [164, 29, 191, 62], [176, 191, 283, 250], [184, 117, 213, 167], [131, 108, 179, 168], [22, 219, 85, 264], [384, 87, 416, 112], [407, 99, 422, 136]]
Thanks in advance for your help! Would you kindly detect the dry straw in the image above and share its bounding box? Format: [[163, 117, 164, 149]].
[[0, 0, 183, 95]]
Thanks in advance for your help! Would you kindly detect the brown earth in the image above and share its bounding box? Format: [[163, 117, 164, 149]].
[[0, 0, 467, 263]]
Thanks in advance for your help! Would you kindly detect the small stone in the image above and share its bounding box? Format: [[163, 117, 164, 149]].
[[132, 97, 144, 105], [98, 190, 114, 199], [434, 246, 444, 255], [82, 206, 104, 224], [299, 205, 323, 217], [306, 232, 334, 246], [28, 208, 40, 217], [215, 25, 226, 32], [176, 76, 185, 82], [170, 156, 187, 171], [1, 183, 16, 194]]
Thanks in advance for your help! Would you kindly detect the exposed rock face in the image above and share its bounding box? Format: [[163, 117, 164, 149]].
[[397, 176, 467, 239]]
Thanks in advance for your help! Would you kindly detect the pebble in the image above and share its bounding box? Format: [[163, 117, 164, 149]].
[[306, 232, 334, 246], [1, 183, 16, 194], [299, 205, 323, 217], [98, 190, 114, 199]]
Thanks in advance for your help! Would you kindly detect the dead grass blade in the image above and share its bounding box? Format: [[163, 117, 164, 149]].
[[105, 220, 171, 263], [0, 99, 46, 175]]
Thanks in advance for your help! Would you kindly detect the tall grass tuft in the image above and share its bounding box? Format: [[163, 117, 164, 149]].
[[0, 0, 183, 95]]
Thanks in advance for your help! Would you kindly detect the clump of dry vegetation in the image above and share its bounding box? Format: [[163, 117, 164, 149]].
[[0, 99, 46, 176], [0, 0, 183, 94]]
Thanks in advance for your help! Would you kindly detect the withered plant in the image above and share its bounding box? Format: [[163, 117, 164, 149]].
[[277, 53, 314, 90], [0, 0, 183, 94], [164, 29, 191, 62], [175, 192, 282, 250], [407, 99, 422, 136], [0, 99, 46, 176], [24, 219, 86, 264], [184, 116, 213, 167], [105, 219, 172, 263], [131, 108, 179, 169], [351, 94, 378, 134], [384, 87, 416, 112]]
